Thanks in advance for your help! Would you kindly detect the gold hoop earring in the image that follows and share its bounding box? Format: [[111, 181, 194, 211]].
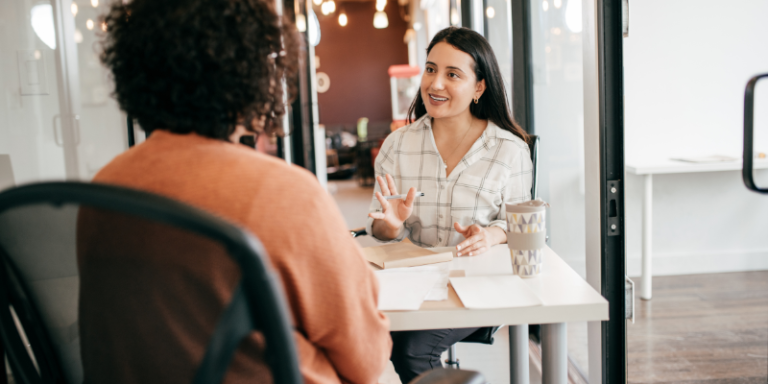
[[473, 97, 479, 104]]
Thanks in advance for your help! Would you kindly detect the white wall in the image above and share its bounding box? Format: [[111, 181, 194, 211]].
[[623, 0, 768, 276]]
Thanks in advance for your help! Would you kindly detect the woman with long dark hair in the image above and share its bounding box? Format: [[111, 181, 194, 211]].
[[365, 27, 533, 382]]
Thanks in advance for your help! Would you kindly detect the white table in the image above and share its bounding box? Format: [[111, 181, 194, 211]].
[[381, 245, 608, 384], [626, 158, 768, 300]]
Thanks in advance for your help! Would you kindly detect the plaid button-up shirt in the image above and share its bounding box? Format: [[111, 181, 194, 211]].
[[366, 115, 533, 248]]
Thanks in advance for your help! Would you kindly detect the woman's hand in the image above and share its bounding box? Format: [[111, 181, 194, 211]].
[[454, 223, 506, 256], [368, 175, 418, 239]]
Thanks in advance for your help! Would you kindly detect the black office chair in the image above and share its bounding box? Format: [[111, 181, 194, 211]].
[[0, 182, 484, 384]]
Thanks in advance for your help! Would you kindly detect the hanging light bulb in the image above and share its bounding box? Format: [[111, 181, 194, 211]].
[[373, 10, 388, 28], [542, 0, 549, 11], [321, 1, 332, 15], [554, 0, 562, 8], [338, 11, 348, 26], [376, 0, 386, 12], [313, 0, 323, 5], [71, 3, 78, 16], [485, 6, 495, 18], [101, 21, 107, 32], [328, 0, 336, 13], [91, 0, 99, 7], [74, 28, 83, 43], [296, 13, 307, 32], [86, 18, 94, 30]]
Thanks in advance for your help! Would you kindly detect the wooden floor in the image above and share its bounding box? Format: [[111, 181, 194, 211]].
[[628, 271, 768, 384]]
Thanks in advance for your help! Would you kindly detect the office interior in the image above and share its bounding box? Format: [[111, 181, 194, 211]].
[[1, 0, 767, 383]]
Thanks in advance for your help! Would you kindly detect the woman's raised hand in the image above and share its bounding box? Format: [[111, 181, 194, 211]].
[[368, 174, 417, 235]]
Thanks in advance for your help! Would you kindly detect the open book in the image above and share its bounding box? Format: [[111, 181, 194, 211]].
[[363, 242, 453, 269]]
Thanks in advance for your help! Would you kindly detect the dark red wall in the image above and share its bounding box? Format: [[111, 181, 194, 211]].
[[313, 1, 409, 127]]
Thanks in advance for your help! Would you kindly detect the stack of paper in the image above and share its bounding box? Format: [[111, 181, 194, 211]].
[[448, 275, 543, 309], [364, 242, 453, 269]]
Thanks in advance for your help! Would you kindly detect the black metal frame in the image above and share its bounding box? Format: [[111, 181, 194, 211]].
[[279, 0, 316, 173], [597, 0, 627, 382], [743, 74, 768, 194], [510, 0, 535, 134], [0, 182, 303, 384]]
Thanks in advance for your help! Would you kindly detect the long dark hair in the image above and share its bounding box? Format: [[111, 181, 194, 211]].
[[407, 27, 528, 143]]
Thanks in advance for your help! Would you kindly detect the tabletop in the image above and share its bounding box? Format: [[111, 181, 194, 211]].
[[626, 158, 768, 175], [382, 244, 609, 331]]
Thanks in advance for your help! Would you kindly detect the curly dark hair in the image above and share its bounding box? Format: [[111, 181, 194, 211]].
[[100, 0, 299, 139]]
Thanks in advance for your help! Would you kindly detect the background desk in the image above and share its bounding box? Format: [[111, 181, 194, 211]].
[[381, 245, 608, 384], [626, 158, 768, 300]]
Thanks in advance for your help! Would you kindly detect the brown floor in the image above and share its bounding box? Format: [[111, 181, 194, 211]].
[[628, 271, 768, 384]]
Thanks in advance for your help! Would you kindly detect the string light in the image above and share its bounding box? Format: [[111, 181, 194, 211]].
[[339, 12, 347, 26], [373, 10, 388, 28]]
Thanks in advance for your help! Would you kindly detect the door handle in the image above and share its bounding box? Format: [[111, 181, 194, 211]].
[[743, 73, 768, 194], [51, 114, 80, 147]]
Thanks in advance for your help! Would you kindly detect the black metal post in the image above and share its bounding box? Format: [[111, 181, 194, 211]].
[[597, 0, 627, 382], [460, 0, 473, 29], [511, 0, 534, 134]]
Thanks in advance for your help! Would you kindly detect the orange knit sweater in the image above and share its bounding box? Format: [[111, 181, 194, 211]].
[[78, 130, 391, 384]]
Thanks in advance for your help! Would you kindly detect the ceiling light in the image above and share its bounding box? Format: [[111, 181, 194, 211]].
[[542, 0, 549, 11], [339, 12, 348, 26], [74, 28, 83, 43], [450, 8, 459, 25], [554, 0, 562, 8], [321, 2, 332, 15], [91, 0, 99, 7], [486, 6, 495, 18], [373, 10, 388, 29], [86, 19, 94, 30], [328, 0, 336, 13], [413, 22, 422, 31], [376, 0, 386, 12], [313, 0, 323, 5], [71, 3, 78, 16]]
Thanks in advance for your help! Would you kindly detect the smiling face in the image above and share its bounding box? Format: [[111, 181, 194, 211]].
[[420, 42, 486, 120]]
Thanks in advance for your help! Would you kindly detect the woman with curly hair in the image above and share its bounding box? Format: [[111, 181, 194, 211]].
[[78, 0, 392, 383]]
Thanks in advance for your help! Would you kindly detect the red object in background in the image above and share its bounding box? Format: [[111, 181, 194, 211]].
[[388, 65, 421, 78]]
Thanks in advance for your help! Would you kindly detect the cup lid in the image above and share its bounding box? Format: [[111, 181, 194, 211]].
[[505, 198, 549, 213]]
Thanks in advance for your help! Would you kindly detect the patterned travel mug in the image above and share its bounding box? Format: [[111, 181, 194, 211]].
[[506, 199, 548, 277]]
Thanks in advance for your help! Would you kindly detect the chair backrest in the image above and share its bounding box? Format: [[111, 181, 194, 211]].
[[527, 134, 539, 199], [0, 182, 302, 384]]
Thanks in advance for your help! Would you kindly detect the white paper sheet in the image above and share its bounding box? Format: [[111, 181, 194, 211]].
[[449, 275, 543, 309], [375, 269, 442, 310], [408, 264, 451, 301]]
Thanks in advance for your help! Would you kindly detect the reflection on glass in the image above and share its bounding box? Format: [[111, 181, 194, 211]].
[[31, 4, 56, 49], [529, 0, 587, 375]]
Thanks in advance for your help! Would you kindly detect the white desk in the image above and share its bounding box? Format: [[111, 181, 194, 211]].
[[381, 245, 608, 384], [626, 158, 768, 300]]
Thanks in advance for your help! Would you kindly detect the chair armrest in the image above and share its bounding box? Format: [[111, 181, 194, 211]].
[[350, 227, 368, 238], [408, 368, 486, 384]]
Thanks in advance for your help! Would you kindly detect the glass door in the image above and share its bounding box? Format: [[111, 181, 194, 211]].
[[0, 0, 127, 187]]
